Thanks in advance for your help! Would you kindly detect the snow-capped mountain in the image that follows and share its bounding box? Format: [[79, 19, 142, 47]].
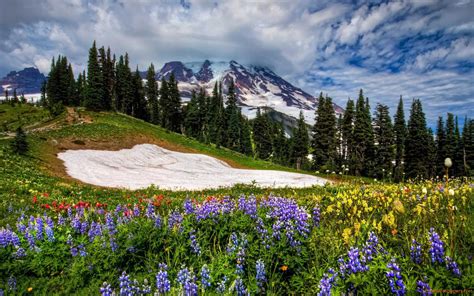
[[0, 67, 46, 94], [155, 60, 344, 124]]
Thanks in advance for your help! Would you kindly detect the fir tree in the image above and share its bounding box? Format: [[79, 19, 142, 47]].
[[184, 90, 200, 138], [39, 81, 47, 107], [224, 80, 241, 150], [373, 103, 394, 179], [352, 89, 373, 176], [208, 82, 225, 147], [252, 108, 273, 160], [167, 73, 183, 132], [290, 111, 309, 170], [12, 88, 18, 105], [273, 121, 289, 165], [145, 64, 160, 125], [435, 116, 446, 177], [239, 111, 253, 156], [11, 127, 28, 155], [84, 41, 104, 111], [393, 96, 406, 181], [405, 99, 430, 179], [197, 88, 209, 142], [462, 118, 473, 176], [131, 67, 148, 120], [453, 116, 464, 176], [311, 93, 337, 170]]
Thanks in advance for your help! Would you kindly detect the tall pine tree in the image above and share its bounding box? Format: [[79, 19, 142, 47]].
[[84, 41, 104, 111], [393, 96, 406, 181], [290, 111, 309, 170], [311, 93, 337, 170], [145, 64, 160, 125], [373, 103, 394, 178], [252, 108, 273, 160], [405, 99, 430, 179]]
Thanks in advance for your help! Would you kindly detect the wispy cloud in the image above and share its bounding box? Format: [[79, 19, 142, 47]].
[[0, 0, 472, 126]]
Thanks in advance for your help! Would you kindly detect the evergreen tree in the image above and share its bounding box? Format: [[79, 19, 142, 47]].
[[445, 113, 456, 163], [159, 78, 169, 127], [99, 46, 114, 111], [462, 118, 474, 176], [290, 111, 309, 169], [184, 90, 200, 138], [20, 93, 26, 104], [145, 64, 160, 125], [207, 82, 225, 147], [426, 128, 437, 179], [252, 108, 273, 160], [197, 88, 209, 142], [84, 41, 105, 111], [393, 96, 406, 181], [435, 116, 446, 177], [453, 116, 464, 176], [167, 73, 183, 132], [11, 127, 28, 155], [272, 121, 289, 165], [239, 111, 253, 156], [405, 99, 430, 179], [12, 88, 18, 104], [131, 67, 148, 120], [39, 81, 47, 107], [311, 93, 337, 170], [373, 103, 394, 179], [352, 89, 373, 176], [121, 54, 134, 115], [224, 80, 241, 150]]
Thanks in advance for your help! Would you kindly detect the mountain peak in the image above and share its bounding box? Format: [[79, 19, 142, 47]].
[[1, 67, 46, 94], [155, 60, 344, 124]]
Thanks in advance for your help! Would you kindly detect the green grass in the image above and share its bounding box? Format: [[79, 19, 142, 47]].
[[0, 103, 50, 133]]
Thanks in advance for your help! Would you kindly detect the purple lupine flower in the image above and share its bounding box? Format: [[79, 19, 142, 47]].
[[145, 203, 155, 218], [410, 239, 422, 264], [133, 204, 140, 217], [195, 199, 221, 221], [216, 276, 228, 294], [386, 259, 406, 296], [0, 228, 20, 247], [189, 229, 201, 255], [119, 271, 132, 296], [88, 221, 102, 242], [36, 217, 44, 240], [156, 263, 171, 294], [428, 228, 444, 264], [177, 267, 198, 296], [312, 206, 321, 227], [70, 246, 78, 257], [234, 278, 248, 296], [363, 232, 383, 261], [168, 210, 183, 231], [445, 256, 461, 276], [57, 214, 66, 226], [236, 247, 246, 275], [317, 268, 337, 296], [255, 218, 271, 249], [100, 282, 113, 296], [200, 265, 211, 289], [222, 196, 235, 214], [184, 198, 195, 215], [227, 232, 239, 253], [256, 259, 266, 289], [80, 221, 89, 235], [154, 213, 162, 228], [106, 213, 117, 235], [238, 195, 257, 219], [26, 231, 36, 250], [110, 237, 118, 252], [16, 222, 27, 234], [13, 246, 26, 258], [78, 245, 87, 257], [339, 247, 368, 277], [45, 216, 54, 229], [45, 226, 54, 242], [416, 280, 432, 296], [71, 216, 81, 233]]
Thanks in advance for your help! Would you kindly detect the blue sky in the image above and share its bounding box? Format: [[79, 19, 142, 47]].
[[0, 0, 473, 127]]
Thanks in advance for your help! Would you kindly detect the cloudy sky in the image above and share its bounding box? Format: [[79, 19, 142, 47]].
[[0, 0, 473, 126]]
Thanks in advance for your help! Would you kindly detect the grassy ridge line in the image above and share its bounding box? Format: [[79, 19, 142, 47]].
[[37, 110, 302, 172]]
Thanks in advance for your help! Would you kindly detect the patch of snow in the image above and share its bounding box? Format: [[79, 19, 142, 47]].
[[208, 61, 230, 81], [58, 144, 327, 190], [183, 62, 204, 74], [0, 93, 41, 103]]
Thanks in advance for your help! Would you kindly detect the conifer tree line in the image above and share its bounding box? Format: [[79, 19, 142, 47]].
[[38, 41, 473, 179]]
